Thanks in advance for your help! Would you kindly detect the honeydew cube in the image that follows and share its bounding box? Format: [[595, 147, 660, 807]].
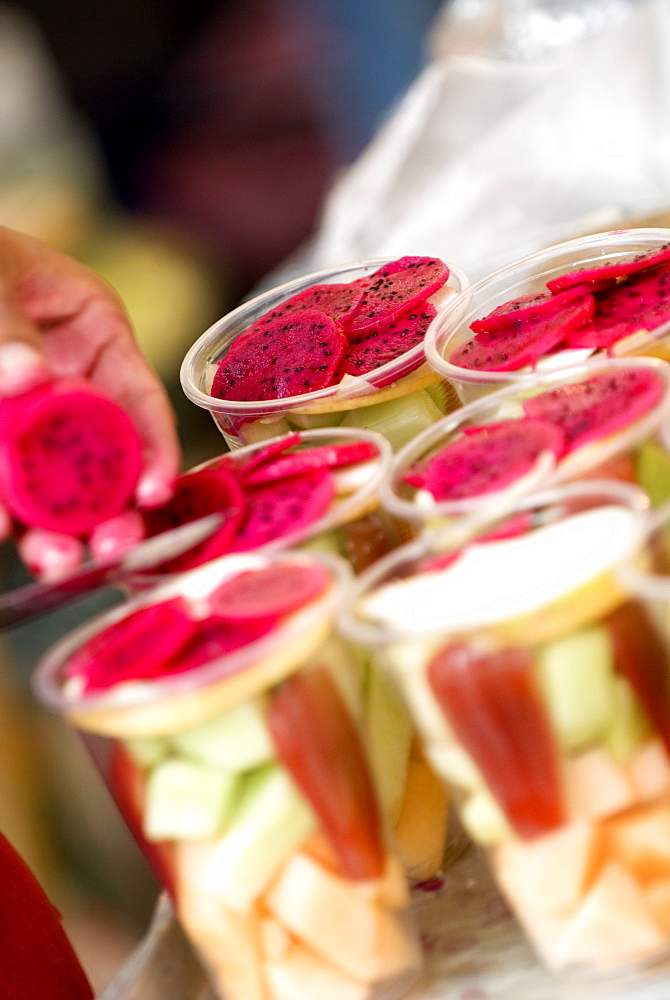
[[171, 697, 275, 772], [203, 764, 316, 913], [383, 638, 452, 746], [493, 819, 602, 917], [627, 738, 670, 802], [341, 390, 443, 451], [635, 439, 670, 506], [266, 851, 418, 983], [174, 839, 267, 1000], [426, 741, 484, 792], [393, 751, 451, 883], [124, 734, 169, 769], [605, 802, 670, 881], [565, 746, 636, 821], [552, 862, 666, 971], [535, 625, 616, 752], [604, 676, 653, 764], [143, 758, 240, 841], [264, 943, 368, 1000], [364, 665, 413, 824], [460, 787, 514, 847]]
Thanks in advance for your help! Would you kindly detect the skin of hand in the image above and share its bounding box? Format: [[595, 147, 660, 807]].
[[0, 225, 181, 578]]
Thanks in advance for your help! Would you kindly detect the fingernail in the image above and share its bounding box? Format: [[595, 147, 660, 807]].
[[0, 342, 50, 396]]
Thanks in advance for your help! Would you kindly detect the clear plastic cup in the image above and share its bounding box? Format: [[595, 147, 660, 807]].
[[340, 480, 670, 983], [33, 550, 423, 1000], [425, 228, 670, 405], [122, 426, 398, 587], [180, 257, 469, 450], [382, 356, 670, 528]]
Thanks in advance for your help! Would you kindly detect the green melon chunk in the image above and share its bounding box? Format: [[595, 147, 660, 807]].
[[460, 787, 514, 847], [171, 697, 275, 772], [143, 757, 240, 841], [364, 664, 414, 825], [635, 439, 670, 506], [536, 625, 616, 752], [340, 389, 443, 450], [604, 675, 653, 763], [298, 527, 346, 557], [124, 735, 170, 769], [202, 763, 316, 912]]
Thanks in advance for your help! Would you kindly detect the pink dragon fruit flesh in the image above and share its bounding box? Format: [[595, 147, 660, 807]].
[[522, 366, 666, 452], [547, 242, 670, 292], [408, 419, 565, 501], [337, 301, 437, 383]]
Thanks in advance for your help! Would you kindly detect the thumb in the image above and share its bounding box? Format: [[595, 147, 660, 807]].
[[0, 297, 51, 398]]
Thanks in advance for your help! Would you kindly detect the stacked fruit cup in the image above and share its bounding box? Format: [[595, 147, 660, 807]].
[[425, 228, 670, 406], [340, 478, 670, 983], [101, 426, 400, 587], [33, 550, 425, 1000], [381, 356, 670, 534], [180, 256, 468, 452]]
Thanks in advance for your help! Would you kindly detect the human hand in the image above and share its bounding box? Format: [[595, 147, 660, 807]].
[[0, 225, 181, 578]]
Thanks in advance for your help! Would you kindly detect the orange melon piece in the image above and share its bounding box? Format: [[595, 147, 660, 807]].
[[643, 877, 670, 935], [265, 850, 419, 984], [604, 802, 670, 881], [552, 862, 666, 972], [352, 851, 410, 910], [627, 739, 670, 802], [565, 746, 636, 821], [265, 943, 368, 1000], [260, 914, 294, 961], [392, 747, 451, 883], [174, 839, 268, 1000], [493, 819, 602, 917]]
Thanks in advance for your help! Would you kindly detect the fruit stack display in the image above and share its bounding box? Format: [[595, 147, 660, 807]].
[[347, 479, 670, 979], [180, 254, 467, 450], [34, 553, 424, 1000], [21, 230, 670, 996]]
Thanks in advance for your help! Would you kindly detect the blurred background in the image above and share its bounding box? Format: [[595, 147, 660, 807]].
[[0, 0, 443, 991]]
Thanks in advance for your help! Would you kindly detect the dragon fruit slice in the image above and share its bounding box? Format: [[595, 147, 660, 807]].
[[258, 282, 365, 326], [338, 301, 437, 382], [209, 562, 331, 622], [231, 467, 335, 551], [566, 261, 670, 350], [211, 310, 348, 402], [233, 432, 302, 484], [142, 466, 246, 572], [546, 242, 670, 292], [450, 296, 596, 372], [242, 439, 379, 486], [522, 366, 665, 453], [344, 256, 449, 334], [64, 596, 197, 692], [469, 284, 607, 334], [411, 419, 565, 501], [0, 380, 143, 537], [163, 616, 279, 676]]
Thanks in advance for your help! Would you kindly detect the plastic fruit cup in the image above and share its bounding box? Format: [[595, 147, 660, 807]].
[[424, 228, 670, 406], [33, 550, 423, 1000], [339, 480, 670, 983], [124, 426, 398, 588], [180, 257, 468, 451], [381, 356, 670, 530]]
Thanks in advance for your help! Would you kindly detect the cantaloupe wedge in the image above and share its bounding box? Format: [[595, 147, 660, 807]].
[[551, 862, 666, 972], [265, 851, 419, 984], [264, 942, 368, 1000], [493, 818, 603, 917], [174, 839, 269, 1000], [604, 802, 670, 881], [259, 913, 294, 961], [627, 739, 670, 802], [352, 852, 411, 910], [392, 746, 451, 882], [564, 746, 636, 821], [643, 877, 670, 935]]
